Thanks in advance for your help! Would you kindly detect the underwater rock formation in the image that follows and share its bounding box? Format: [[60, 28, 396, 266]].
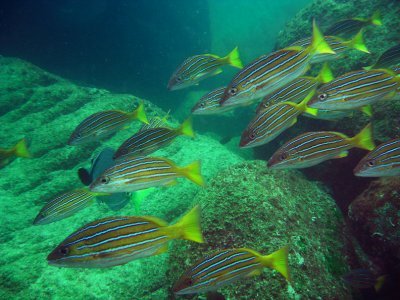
[[168, 161, 350, 299]]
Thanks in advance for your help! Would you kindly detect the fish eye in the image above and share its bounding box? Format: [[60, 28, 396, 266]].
[[199, 102, 205, 108], [100, 176, 110, 184], [249, 132, 256, 140], [318, 93, 328, 101], [279, 153, 288, 161], [58, 247, 69, 256], [367, 160, 375, 167], [229, 87, 238, 96], [176, 76, 182, 82]]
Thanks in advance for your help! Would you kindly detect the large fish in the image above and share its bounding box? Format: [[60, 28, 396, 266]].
[[365, 43, 400, 70], [168, 47, 243, 91], [68, 102, 148, 145], [191, 87, 235, 115], [219, 20, 335, 108], [354, 138, 400, 177], [90, 156, 205, 193], [268, 123, 375, 169], [308, 69, 400, 111], [0, 138, 31, 168], [48, 206, 204, 268], [173, 246, 290, 295]]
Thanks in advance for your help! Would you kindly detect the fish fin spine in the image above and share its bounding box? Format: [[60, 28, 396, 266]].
[[180, 160, 206, 187], [310, 19, 335, 55], [13, 138, 31, 158], [171, 205, 204, 243], [224, 46, 243, 69], [261, 245, 291, 281], [350, 123, 376, 150], [178, 117, 195, 138]]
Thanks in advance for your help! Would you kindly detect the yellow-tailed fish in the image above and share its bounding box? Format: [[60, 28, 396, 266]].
[[68, 102, 148, 145], [113, 117, 194, 160], [173, 246, 290, 295], [308, 69, 400, 111], [219, 20, 335, 108], [364, 43, 400, 70], [240, 92, 318, 148], [47, 205, 204, 268], [33, 188, 110, 225], [168, 47, 243, 91], [90, 156, 205, 193], [256, 63, 333, 114], [290, 29, 369, 64], [267, 123, 375, 169], [325, 10, 382, 36], [354, 138, 400, 177], [0, 138, 31, 168], [191, 87, 235, 115]]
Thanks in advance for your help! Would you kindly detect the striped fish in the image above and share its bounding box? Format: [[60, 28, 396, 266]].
[[290, 30, 369, 64], [168, 47, 243, 91], [240, 92, 317, 148], [192, 87, 234, 115], [0, 138, 31, 168], [267, 123, 375, 170], [173, 246, 290, 295], [113, 117, 194, 160], [220, 20, 335, 108], [308, 69, 400, 111], [47, 206, 204, 268], [365, 43, 400, 70], [33, 189, 109, 225], [354, 138, 400, 177], [68, 102, 148, 145], [89, 156, 205, 193], [256, 63, 333, 114]]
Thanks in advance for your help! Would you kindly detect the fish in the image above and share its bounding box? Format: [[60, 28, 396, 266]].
[[256, 63, 333, 114], [0, 138, 31, 168], [33, 188, 110, 225], [325, 10, 382, 36], [365, 43, 400, 70], [308, 69, 400, 111], [68, 102, 148, 145], [113, 117, 194, 160], [168, 47, 243, 91], [89, 156, 205, 193], [47, 205, 204, 268], [191, 87, 235, 115], [343, 269, 385, 291], [240, 91, 318, 148], [354, 138, 400, 177], [267, 123, 375, 170], [290, 29, 369, 64], [173, 246, 290, 295], [78, 148, 131, 211], [219, 20, 335, 108]]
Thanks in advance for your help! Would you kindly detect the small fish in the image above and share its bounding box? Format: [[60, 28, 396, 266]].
[[68, 102, 148, 145], [220, 20, 335, 107], [0, 138, 31, 168], [354, 138, 400, 177], [325, 10, 382, 36], [268, 123, 375, 170], [173, 246, 290, 295], [290, 29, 369, 64], [113, 117, 194, 160], [47, 205, 204, 268], [240, 92, 318, 148], [33, 189, 110, 225], [90, 156, 205, 193], [168, 47, 243, 91], [308, 69, 400, 111], [343, 269, 385, 291], [192, 87, 235, 115], [256, 63, 333, 114], [365, 43, 400, 70]]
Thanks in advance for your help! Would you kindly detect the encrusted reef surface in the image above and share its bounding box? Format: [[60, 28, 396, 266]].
[[168, 161, 350, 299]]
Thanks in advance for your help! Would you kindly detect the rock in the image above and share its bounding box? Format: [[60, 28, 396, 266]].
[[168, 161, 350, 299]]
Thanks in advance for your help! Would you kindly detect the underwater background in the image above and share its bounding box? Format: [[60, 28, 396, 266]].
[[0, 0, 400, 299]]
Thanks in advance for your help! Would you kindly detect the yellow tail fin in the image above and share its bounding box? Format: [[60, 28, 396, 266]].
[[349, 123, 376, 150], [261, 245, 291, 281], [297, 90, 318, 116], [172, 205, 204, 243], [346, 30, 370, 53], [224, 46, 243, 69], [310, 19, 335, 55], [13, 139, 31, 158], [315, 63, 334, 84], [177, 117, 195, 138], [370, 10, 382, 26], [130, 101, 148, 124], [374, 275, 386, 292], [180, 160, 206, 187]]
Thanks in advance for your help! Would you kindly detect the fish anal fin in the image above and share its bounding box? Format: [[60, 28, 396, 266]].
[[152, 243, 169, 256], [334, 151, 348, 159]]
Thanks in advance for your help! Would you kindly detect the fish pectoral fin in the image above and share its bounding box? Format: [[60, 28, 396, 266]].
[[163, 180, 178, 187], [246, 269, 262, 277], [334, 151, 348, 159], [152, 243, 169, 256], [212, 68, 223, 76]]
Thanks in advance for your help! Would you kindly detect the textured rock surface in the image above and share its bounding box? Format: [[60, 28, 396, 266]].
[[168, 161, 350, 299]]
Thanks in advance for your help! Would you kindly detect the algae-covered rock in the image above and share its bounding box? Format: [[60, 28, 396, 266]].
[[168, 161, 350, 299]]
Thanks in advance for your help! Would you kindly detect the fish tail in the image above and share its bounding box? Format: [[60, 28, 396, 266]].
[[350, 123, 376, 150], [13, 138, 31, 158], [129, 101, 149, 124], [261, 245, 291, 281], [360, 104, 373, 117], [172, 205, 204, 243], [315, 63, 334, 84], [347, 30, 370, 53], [310, 19, 335, 55], [370, 10, 382, 26], [179, 160, 206, 187], [178, 117, 195, 138], [298, 90, 318, 116], [224, 46, 243, 69], [374, 275, 386, 291]]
